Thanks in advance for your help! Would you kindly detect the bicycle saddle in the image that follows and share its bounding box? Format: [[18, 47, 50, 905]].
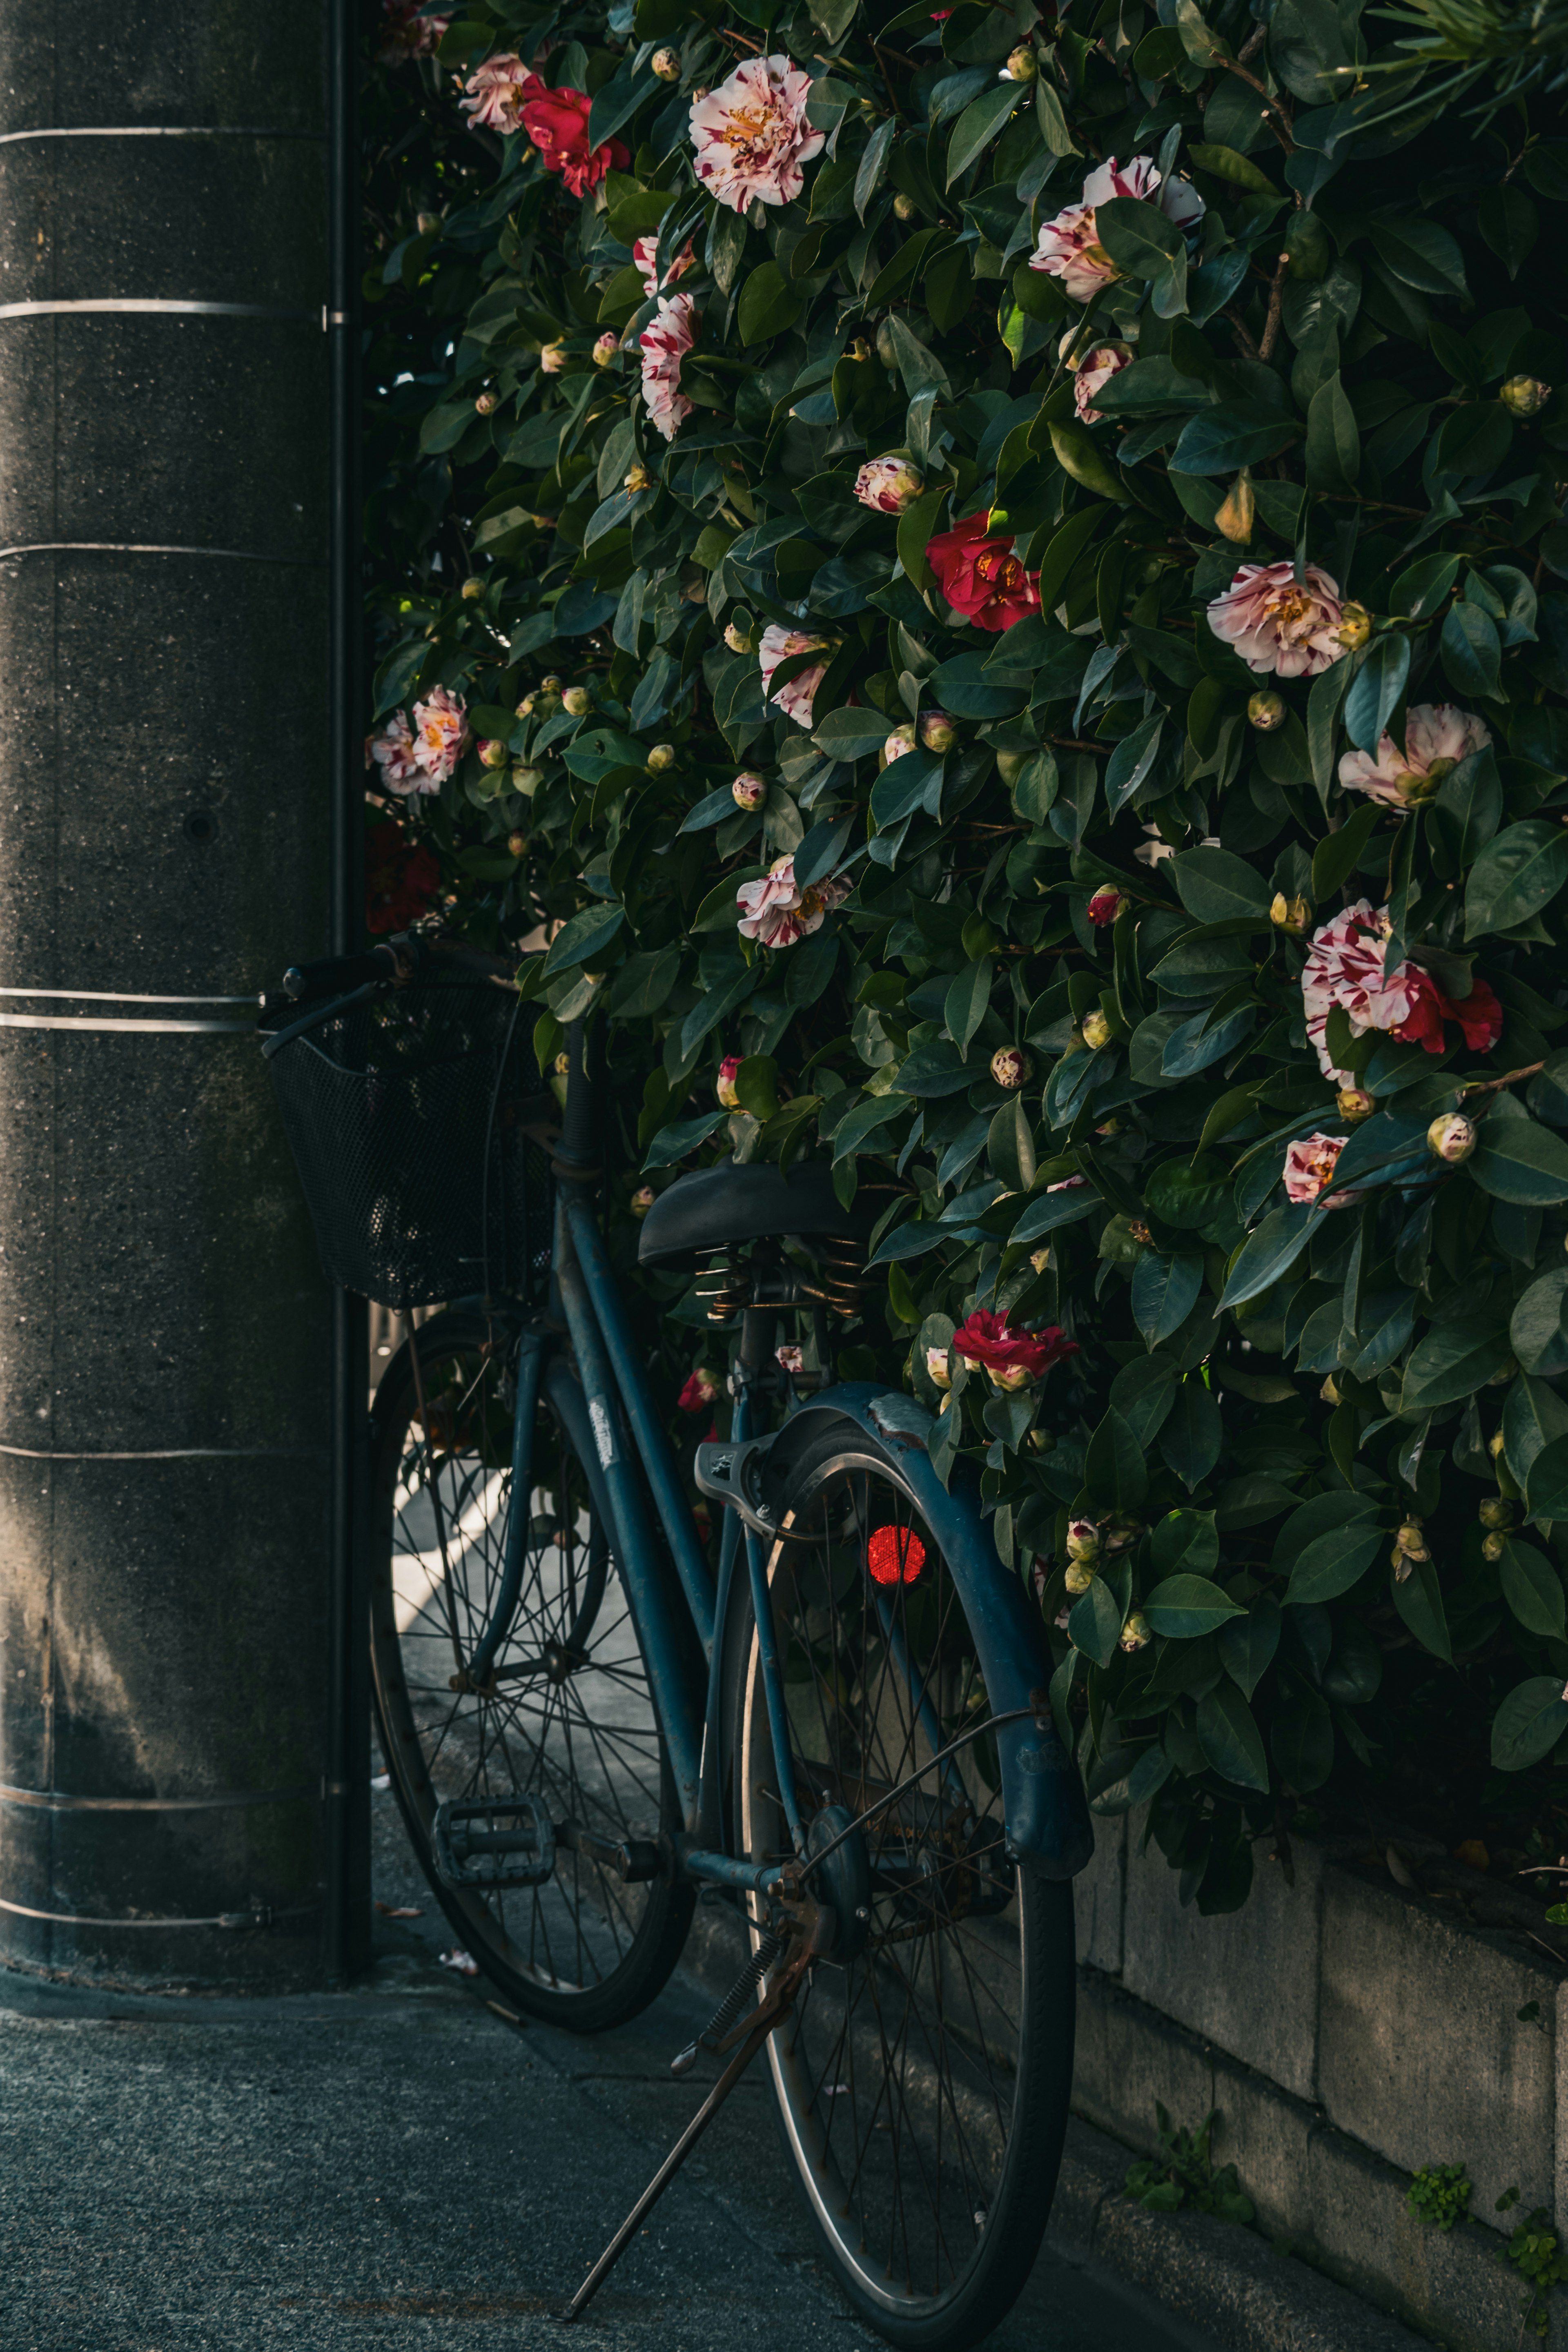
[[636, 1160, 873, 1269]]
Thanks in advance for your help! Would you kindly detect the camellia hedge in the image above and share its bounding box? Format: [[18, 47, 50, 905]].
[[364, 0, 1568, 1908]]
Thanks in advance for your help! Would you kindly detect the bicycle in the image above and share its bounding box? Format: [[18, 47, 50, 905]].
[[262, 931, 1094, 2350]]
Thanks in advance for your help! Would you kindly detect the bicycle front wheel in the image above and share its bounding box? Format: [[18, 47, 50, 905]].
[[369, 1309, 694, 2029], [726, 1414, 1076, 2350]]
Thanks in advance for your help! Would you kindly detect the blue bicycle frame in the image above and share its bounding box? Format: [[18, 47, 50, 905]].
[[539, 1179, 1092, 1900]]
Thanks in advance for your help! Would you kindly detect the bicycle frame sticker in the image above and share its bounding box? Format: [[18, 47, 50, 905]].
[[587, 1396, 617, 1470]]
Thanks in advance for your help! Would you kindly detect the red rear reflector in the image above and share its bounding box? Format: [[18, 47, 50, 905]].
[[867, 1526, 927, 1586]]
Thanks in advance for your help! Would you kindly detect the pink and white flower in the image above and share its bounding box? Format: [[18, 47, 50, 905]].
[[1302, 898, 1504, 1085], [1029, 154, 1204, 301], [1283, 1131, 1356, 1208], [758, 624, 829, 728], [459, 54, 543, 135], [378, 0, 452, 64], [1207, 561, 1346, 679], [716, 1054, 742, 1109], [736, 853, 849, 950], [1338, 702, 1492, 808], [688, 54, 824, 213], [639, 291, 697, 442], [410, 684, 470, 784], [853, 456, 925, 512], [632, 232, 697, 298], [1073, 343, 1132, 424], [365, 710, 427, 795]]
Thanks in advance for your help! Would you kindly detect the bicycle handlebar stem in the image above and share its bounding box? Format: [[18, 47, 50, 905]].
[[552, 1015, 599, 1183]]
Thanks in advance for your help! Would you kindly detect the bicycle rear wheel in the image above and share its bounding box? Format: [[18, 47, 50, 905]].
[[369, 1309, 694, 2029], [726, 1414, 1075, 2349]]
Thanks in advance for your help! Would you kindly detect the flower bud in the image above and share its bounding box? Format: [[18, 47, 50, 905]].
[[732, 772, 768, 811], [724, 619, 753, 654], [630, 1184, 656, 1217], [478, 737, 509, 769], [540, 676, 562, 695], [847, 337, 872, 363], [1482, 1530, 1507, 1562], [875, 318, 899, 370], [1479, 1496, 1514, 1529], [716, 1055, 742, 1111], [416, 211, 441, 236], [592, 332, 619, 368], [646, 743, 676, 773], [1490, 1429, 1508, 1462], [1250, 690, 1287, 732], [1080, 1010, 1112, 1051], [1065, 1519, 1099, 1562], [539, 341, 567, 374], [1501, 374, 1552, 419], [1392, 1545, 1414, 1581], [925, 1345, 951, 1391], [1004, 42, 1038, 78], [1395, 1519, 1428, 1560], [1320, 1374, 1342, 1405], [990, 1046, 1029, 1089], [474, 390, 499, 415], [1336, 1087, 1375, 1123], [560, 686, 590, 717], [1428, 1112, 1476, 1164], [512, 766, 543, 795], [893, 192, 918, 221], [919, 708, 957, 753], [1064, 1561, 1096, 1594], [461, 576, 485, 601], [987, 1360, 1034, 1393], [1335, 602, 1372, 651], [1120, 1613, 1151, 1652], [623, 462, 651, 495], [651, 45, 681, 78], [1270, 891, 1310, 932], [515, 694, 536, 719], [1029, 1245, 1051, 1274], [1215, 472, 1256, 544], [884, 726, 915, 764], [506, 830, 528, 857], [1087, 886, 1128, 927]]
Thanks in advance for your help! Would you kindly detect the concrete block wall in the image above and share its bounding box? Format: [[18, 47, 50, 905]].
[[1073, 1814, 1561, 2349]]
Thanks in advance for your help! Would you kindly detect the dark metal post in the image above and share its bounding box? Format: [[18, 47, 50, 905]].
[[0, 0, 342, 1988]]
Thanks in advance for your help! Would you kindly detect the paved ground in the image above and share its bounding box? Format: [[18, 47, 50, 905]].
[[0, 1781, 1225, 2352]]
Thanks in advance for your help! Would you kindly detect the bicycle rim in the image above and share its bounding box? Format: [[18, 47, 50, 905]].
[[370, 1314, 693, 2027], [733, 1429, 1073, 2343]]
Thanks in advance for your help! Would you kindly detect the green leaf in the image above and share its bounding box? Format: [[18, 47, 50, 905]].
[[642, 1109, 728, 1168], [1068, 1574, 1125, 1668], [542, 902, 627, 975], [1344, 635, 1410, 755], [831, 1092, 910, 1163], [1391, 1555, 1451, 1663], [1305, 371, 1360, 492], [1479, 183, 1538, 278], [1500, 1539, 1566, 1637], [1401, 1312, 1512, 1412], [1189, 143, 1274, 192], [1511, 1268, 1568, 1376], [1152, 1507, 1219, 1576], [1218, 1595, 1281, 1701], [1307, 657, 1352, 802], [855, 117, 895, 219], [1010, 747, 1060, 824], [812, 706, 893, 759], [1464, 820, 1568, 939], [1105, 713, 1166, 816], [1143, 1572, 1244, 1638], [945, 82, 1023, 185], [1158, 1380, 1223, 1490], [1311, 799, 1382, 903], [1281, 1494, 1383, 1604], [1391, 549, 1463, 622], [1434, 401, 1513, 481], [1526, 1432, 1568, 1520], [1094, 194, 1184, 284], [1109, 1356, 1178, 1447], [1170, 403, 1299, 475], [1369, 216, 1467, 299], [794, 812, 854, 891], [1440, 600, 1501, 701], [738, 260, 803, 345], [1469, 1114, 1568, 1205], [897, 484, 949, 593], [1432, 745, 1502, 866], [1272, 1683, 1334, 1791], [1131, 1251, 1204, 1344], [1491, 1676, 1568, 1771], [1219, 1203, 1320, 1309], [1084, 1408, 1148, 1509], [1174, 0, 1232, 65], [988, 1095, 1036, 1192], [1169, 846, 1272, 924], [1197, 1682, 1271, 1791]]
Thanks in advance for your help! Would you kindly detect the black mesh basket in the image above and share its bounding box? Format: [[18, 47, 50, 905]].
[[265, 980, 555, 1311]]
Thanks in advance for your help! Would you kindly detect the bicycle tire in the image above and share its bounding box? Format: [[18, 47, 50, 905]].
[[723, 1412, 1076, 2350], [369, 1307, 695, 2030]]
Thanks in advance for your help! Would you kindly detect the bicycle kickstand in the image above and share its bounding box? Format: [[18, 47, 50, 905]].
[[559, 1917, 820, 2324]]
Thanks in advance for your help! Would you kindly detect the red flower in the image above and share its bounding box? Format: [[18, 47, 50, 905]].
[[519, 85, 630, 198], [952, 1311, 1079, 1391], [1088, 887, 1128, 927], [1395, 969, 1504, 1061], [924, 512, 1041, 633], [678, 1368, 719, 1414], [365, 820, 440, 935]]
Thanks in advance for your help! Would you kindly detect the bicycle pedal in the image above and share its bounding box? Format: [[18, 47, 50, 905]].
[[432, 1795, 555, 1891]]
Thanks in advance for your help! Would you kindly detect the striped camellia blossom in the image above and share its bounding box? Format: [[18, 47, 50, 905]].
[[688, 55, 824, 212]]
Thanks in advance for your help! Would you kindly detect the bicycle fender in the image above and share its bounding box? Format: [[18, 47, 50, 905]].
[[762, 1384, 1094, 1881]]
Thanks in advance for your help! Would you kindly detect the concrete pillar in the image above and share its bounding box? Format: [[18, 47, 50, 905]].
[[0, 0, 345, 1987]]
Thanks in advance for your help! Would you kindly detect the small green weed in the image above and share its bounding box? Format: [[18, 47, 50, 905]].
[[1406, 2163, 1472, 2232], [1124, 2104, 1255, 2225], [1497, 2189, 1568, 2341]]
